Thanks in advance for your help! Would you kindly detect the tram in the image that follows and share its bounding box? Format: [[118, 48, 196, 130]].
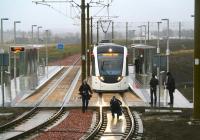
[[91, 43, 129, 92]]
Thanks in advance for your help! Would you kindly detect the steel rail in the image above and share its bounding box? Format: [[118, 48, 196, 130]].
[[7, 56, 81, 140], [0, 56, 80, 132]]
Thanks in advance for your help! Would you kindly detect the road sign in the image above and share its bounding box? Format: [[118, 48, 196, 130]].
[[57, 43, 64, 50]]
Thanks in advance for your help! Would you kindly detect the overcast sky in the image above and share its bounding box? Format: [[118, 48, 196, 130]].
[[0, 0, 194, 33]]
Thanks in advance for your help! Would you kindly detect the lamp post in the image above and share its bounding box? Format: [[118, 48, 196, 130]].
[[45, 30, 49, 78], [132, 30, 136, 44], [81, 0, 86, 82], [138, 25, 142, 44], [13, 21, 21, 97], [161, 18, 170, 72], [14, 21, 21, 44], [37, 26, 42, 68], [157, 21, 162, 107], [142, 25, 147, 45], [1, 18, 9, 45], [1, 18, 9, 107], [31, 25, 37, 44], [37, 26, 42, 44], [157, 22, 162, 54]]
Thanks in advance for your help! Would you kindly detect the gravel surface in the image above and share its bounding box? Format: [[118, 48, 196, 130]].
[[35, 109, 93, 140]]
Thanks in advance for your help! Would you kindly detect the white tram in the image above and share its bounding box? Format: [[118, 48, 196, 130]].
[[91, 43, 129, 92]]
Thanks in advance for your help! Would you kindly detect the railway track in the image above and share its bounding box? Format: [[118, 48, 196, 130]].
[[0, 57, 81, 140], [84, 92, 143, 140]]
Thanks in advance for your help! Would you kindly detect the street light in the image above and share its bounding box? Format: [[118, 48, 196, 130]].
[[137, 25, 142, 44], [45, 29, 49, 78], [37, 26, 42, 44], [31, 25, 37, 44], [1, 18, 9, 45], [142, 25, 147, 45], [14, 21, 21, 44], [157, 21, 162, 107], [13, 21, 21, 95], [132, 30, 136, 44], [157, 22, 162, 53], [161, 18, 170, 72], [0, 18, 9, 107]]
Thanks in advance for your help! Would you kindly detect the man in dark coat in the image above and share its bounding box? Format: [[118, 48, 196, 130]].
[[166, 72, 176, 105], [110, 96, 122, 119], [79, 80, 93, 113], [149, 74, 159, 105]]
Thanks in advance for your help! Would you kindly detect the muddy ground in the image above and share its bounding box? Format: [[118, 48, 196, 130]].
[[141, 112, 200, 140]]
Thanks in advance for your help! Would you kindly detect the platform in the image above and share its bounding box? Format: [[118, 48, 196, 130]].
[[11, 66, 63, 107], [128, 66, 193, 109]]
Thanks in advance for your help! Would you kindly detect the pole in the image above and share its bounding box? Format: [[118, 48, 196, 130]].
[[97, 21, 99, 44], [1, 19, 3, 45], [126, 22, 128, 47], [37, 26, 42, 69], [37, 27, 39, 43], [179, 22, 181, 40], [166, 20, 170, 72], [112, 21, 114, 43], [1, 18, 9, 107], [1, 66, 4, 107], [132, 30, 136, 44], [193, 0, 200, 119], [138, 26, 142, 44], [14, 22, 16, 44], [147, 21, 150, 44], [45, 30, 49, 78], [37, 26, 42, 44], [86, 3, 90, 77], [13, 21, 21, 97], [90, 16, 93, 45], [144, 25, 147, 45], [162, 19, 170, 72], [81, 0, 86, 82], [32, 26, 33, 44], [157, 22, 162, 107], [14, 53, 17, 94], [31, 25, 37, 44]]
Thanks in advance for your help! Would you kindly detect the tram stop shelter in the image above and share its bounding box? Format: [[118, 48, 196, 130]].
[[8, 45, 45, 102], [131, 44, 156, 85]]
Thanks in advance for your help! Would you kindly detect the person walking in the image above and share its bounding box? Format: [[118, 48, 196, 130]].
[[79, 80, 93, 113], [110, 96, 122, 119], [149, 74, 159, 105], [166, 72, 176, 105]]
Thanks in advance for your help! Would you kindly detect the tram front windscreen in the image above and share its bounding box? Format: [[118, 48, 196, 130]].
[[98, 53, 123, 76]]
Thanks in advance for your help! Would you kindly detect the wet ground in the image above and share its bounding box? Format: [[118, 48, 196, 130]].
[[141, 111, 200, 140]]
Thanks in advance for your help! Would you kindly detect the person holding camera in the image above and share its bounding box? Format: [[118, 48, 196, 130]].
[[79, 80, 93, 113]]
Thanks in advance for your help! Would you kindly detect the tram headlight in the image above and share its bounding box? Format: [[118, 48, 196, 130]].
[[98, 76, 104, 81], [117, 76, 123, 82]]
